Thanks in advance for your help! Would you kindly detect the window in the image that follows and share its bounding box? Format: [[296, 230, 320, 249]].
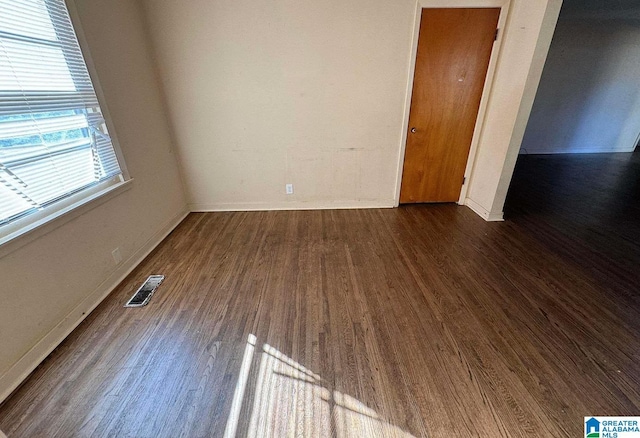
[[0, 0, 124, 236]]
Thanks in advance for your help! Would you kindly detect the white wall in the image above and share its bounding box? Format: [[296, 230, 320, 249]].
[[521, 17, 640, 154], [0, 0, 187, 402], [141, 0, 561, 219], [463, 0, 562, 219]]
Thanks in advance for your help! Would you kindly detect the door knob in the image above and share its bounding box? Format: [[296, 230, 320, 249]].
[[410, 127, 417, 133]]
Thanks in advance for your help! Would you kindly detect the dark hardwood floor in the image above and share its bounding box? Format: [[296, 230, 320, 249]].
[[0, 152, 639, 437], [505, 151, 640, 304]]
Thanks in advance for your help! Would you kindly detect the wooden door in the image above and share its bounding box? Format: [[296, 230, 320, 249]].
[[400, 8, 500, 203]]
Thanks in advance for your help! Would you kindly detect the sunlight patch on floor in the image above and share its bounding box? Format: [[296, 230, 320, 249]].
[[225, 335, 416, 437]]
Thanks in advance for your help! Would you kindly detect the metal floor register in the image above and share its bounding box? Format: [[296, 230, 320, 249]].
[[124, 275, 165, 307]]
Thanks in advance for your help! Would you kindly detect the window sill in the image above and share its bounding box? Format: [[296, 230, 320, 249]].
[[0, 178, 134, 259]]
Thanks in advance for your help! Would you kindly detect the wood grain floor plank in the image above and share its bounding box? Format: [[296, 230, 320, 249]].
[[1, 152, 639, 437]]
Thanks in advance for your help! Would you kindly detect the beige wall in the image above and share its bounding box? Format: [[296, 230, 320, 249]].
[[142, 0, 561, 219], [142, 0, 415, 211], [0, 0, 186, 400]]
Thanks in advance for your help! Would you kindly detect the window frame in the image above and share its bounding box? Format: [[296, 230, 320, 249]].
[[0, 0, 131, 254]]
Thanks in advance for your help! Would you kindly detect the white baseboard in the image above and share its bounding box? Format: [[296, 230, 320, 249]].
[[189, 199, 396, 212], [486, 211, 505, 221], [0, 207, 189, 404], [465, 198, 504, 222]]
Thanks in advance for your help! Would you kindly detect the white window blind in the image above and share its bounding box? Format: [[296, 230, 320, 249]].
[[0, 0, 123, 226]]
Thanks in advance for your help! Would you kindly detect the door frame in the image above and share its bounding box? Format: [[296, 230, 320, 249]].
[[394, 0, 512, 206]]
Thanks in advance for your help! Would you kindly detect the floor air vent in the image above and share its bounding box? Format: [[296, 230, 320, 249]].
[[124, 275, 165, 307]]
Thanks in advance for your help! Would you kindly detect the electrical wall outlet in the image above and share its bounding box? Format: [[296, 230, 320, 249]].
[[285, 183, 294, 195], [112, 247, 122, 265]]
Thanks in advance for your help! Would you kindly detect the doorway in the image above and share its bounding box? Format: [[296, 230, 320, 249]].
[[399, 8, 500, 203]]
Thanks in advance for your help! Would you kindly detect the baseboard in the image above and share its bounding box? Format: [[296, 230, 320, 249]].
[[189, 199, 396, 212], [0, 207, 189, 404], [465, 198, 504, 222], [520, 147, 636, 155]]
